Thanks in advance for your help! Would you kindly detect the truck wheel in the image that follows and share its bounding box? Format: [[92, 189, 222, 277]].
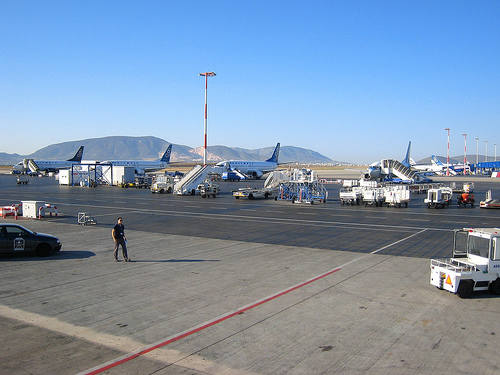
[[457, 280, 473, 298], [248, 193, 254, 200], [489, 279, 500, 295]]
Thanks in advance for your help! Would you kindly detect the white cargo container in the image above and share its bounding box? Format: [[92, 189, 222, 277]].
[[22, 201, 45, 218], [58, 169, 89, 186], [104, 166, 135, 186]]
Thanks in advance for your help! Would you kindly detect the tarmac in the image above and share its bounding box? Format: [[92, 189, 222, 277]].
[[0, 169, 499, 375]]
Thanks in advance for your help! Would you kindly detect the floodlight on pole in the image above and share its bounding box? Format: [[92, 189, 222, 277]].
[[462, 133, 467, 175], [475, 137, 479, 167], [495, 143, 497, 162], [199, 72, 217, 166], [445, 128, 450, 176], [485, 140, 488, 162]]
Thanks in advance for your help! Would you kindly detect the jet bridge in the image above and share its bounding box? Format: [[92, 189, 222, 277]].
[[381, 159, 430, 183]]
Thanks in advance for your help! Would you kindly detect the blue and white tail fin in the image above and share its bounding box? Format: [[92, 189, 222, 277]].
[[401, 141, 411, 168], [431, 155, 444, 166], [160, 144, 172, 163], [67, 146, 84, 162], [266, 143, 280, 163]]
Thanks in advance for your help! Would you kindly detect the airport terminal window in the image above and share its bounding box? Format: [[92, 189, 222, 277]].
[[468, 236, 489, 258]]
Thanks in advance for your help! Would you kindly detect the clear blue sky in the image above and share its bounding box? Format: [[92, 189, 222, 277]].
[[1, 1, 499, 163]]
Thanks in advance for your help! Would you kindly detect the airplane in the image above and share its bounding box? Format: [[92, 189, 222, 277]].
[[12, 146, 84, 173], [410, 155, 473, 175], [215, 143, 280, 179], [100, 144, 172, 174], [365, 141, 412, 180]]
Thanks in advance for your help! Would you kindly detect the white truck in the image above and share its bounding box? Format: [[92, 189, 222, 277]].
[[339, 186, 362, 205], [151, 175, 174, 194], [430, 228, 500, 298], [424, 187, 452, 208]]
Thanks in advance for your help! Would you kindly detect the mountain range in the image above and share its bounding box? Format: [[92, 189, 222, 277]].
[[0, 136, 338, 166]]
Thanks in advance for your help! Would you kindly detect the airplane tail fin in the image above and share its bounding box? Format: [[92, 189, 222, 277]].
[[160, 144, 172, 163], [401, 141, 411, 168], [67, 146, 84, 162], [266, 143, 280, 163], [431, 155, 444, 166]]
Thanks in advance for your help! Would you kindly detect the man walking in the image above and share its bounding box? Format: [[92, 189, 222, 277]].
[[112, 217, 130, 262]]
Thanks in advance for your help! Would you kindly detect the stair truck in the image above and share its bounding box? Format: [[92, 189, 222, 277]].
[[430, 228, 500, 298]]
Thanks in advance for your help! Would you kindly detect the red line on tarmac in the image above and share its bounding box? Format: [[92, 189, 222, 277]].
[[81, 267, 342, 375]]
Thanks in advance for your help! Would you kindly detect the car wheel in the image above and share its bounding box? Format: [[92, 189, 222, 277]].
[[35, 244, 51, 257]]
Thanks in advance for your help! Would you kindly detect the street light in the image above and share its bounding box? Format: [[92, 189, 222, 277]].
[[495, 143, 497, 162], [199, 72, 217, 166], [461, 133, 467, 175], [475, 137, 479, 167], [445, 128, 450, 176], [485, 140, 488, 163]]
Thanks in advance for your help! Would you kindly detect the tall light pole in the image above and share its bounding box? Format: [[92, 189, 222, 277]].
[[462, 133, 467, 175], [199, 72, 217, 166], [485, 140, 488, 162], [445, 128, 450, 176], [475, 137, 479, 167], [495, 143, 497, 162]]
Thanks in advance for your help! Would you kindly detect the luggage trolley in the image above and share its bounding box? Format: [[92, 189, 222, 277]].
[[78, 212, 97, 225]]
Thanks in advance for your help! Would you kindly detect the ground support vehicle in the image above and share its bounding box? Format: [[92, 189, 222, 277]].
[[430, 228, 500, 298], [456, 182, 475, 207], [78, 212, 97, 225], [16, 176, 29, 185], [198, 181, 219, 198], [424, 187, 452, 208], [222, 171, 245, 181], [135, 176, 151, 189], [384, 185, 410, 207], [0, 223, 62, 257], [457, 192, 475, 207], [274, 169, 328, 204], [151, 175, 174, 194], [119, 182, 136, 188], [480, 190, 500, 209], [339, 187, 362, 205], [362, 187, 385, 206], [233, 187, 275, 200]]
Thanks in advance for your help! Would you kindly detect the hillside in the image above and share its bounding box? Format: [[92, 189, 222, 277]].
[[0, 136, 337, 165]]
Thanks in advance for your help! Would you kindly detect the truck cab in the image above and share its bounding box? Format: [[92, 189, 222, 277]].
[[430, 228, 500, 298]]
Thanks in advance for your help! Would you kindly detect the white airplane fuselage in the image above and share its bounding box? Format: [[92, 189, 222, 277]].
[[12, 160, 80, 173]]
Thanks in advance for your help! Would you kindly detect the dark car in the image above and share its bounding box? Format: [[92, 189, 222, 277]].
[[0, 224, 62, 257]]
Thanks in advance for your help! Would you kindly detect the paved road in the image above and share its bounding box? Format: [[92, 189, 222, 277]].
[[0, 172, 498, 374]]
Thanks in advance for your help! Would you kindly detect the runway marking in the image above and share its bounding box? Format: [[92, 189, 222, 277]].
[[370, 229, 427, 254], [77, 265, 344, 374]]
